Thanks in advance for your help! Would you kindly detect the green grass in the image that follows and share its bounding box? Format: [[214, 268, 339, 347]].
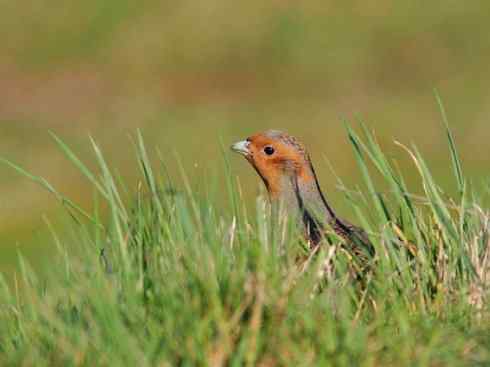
[[1, 122, 489, 366]]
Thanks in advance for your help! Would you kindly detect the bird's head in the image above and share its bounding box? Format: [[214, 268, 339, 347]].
[[231, 130, 315, 198]]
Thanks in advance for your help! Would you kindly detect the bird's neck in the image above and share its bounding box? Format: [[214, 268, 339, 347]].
[[270, 160, 338, 226]]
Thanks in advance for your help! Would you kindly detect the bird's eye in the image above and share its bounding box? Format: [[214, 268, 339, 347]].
[[264, 146, 275, 156]]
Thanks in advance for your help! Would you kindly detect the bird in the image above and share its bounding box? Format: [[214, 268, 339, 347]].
[[231, 130, 375, 264]]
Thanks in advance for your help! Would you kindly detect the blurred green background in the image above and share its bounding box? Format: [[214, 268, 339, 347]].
[[1, 1, 490, 274]]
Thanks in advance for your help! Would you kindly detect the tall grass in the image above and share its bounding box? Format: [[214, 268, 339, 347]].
[[0, 123, 489, 366]]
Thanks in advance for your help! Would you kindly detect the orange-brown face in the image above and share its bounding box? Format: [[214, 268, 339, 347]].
[[231, 130, 314, 197]]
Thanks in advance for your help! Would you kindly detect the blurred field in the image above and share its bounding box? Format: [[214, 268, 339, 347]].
[[1, 1, 490, 273]]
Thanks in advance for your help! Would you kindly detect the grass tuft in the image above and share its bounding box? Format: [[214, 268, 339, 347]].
[[1, 122, 489, 366]]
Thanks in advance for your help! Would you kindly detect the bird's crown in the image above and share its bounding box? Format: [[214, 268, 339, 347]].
[[261, 130, 307, 156]]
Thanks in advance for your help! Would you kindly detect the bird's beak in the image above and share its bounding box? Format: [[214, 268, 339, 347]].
[[230, 140, 250, 156]]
